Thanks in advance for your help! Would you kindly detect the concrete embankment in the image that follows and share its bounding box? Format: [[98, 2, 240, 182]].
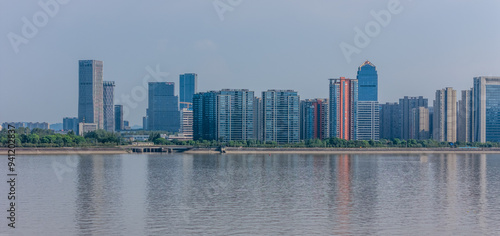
[[0, 147, 129, 155], [184, 147, 500, 154], [2, 147, 500, 155]]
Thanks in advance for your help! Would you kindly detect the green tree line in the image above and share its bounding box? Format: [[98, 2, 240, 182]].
[[0, 128, 122, 147], [2, 127, 500, 148]]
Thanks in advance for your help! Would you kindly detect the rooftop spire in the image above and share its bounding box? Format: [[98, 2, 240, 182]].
[[360, 60, 375, 67]]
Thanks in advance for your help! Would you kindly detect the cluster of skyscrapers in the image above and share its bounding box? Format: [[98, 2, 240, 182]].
[[380, 77, 500, 143], [37, 59, 498, 145], [189, 61, 380, 143]]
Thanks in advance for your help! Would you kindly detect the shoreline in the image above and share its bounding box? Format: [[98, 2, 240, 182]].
[[2, 147, 500, 155]]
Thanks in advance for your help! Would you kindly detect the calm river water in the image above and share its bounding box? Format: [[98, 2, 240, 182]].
[[1, 153, 500, 235]]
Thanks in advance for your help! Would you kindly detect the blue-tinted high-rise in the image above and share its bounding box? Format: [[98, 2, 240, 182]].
[[355, 61, 379, 140], [179, 73, 197, 110], [357, 61, 378, 101], [473, 76, 500, 142], [147, 82, 180, 132]]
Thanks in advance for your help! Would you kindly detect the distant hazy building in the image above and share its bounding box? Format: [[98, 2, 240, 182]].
[[78, 123, 97, 136], [458, 89, 474, 142], [262, 90, 300, 143], [142, 116, 148, 131], [2, 122, 50, 130], [114, 105, 124, 131], [123, 120, 130, 130], [147, 82, 180, 132], [63, 117, 79, 132], [193, 91, 219, 141], [253, 97, 263, 141], [399, 96, 428, 140], [179, 73, 197, 110], [103, 81, 115, 132], [433, 87, 457, 142], [473, 76, 500, 142], [300, 99, 329, 140], [409, 107, 430, 140], [379, 102, 401, 140], [78, 60, 104, 129], [180, 108, 193, 140], [50, 123, 63, 131], [330, 77, 358, 140]]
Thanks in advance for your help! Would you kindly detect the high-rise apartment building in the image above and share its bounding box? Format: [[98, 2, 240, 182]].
[[262, 90, 300, 143], [217, 89, 254, 141], [114, 105, 124, 131], [356, 101, 380, 140], [147, 82, 180, 132], [473, 76, 500, 142], [433, 87, 457, 142], [103, 81, 115, 132], [179, 73, 197, 110], [180, 108, 193, 140], [253, 97, 263, 141], [458, 89, 474, 142], [399, 96, 428, 140], [329, 77, 358, 140], [379, 102, 401, 140], [192, 90, 254, 141], [300, 99, 329, 140], [409, 107, 430, 140], [78, 60, 104, 129]]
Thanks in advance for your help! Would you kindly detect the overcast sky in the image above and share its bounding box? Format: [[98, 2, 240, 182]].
[[1, 0, 499, 126]]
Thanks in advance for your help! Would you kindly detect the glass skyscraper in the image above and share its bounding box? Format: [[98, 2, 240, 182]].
[[78, 60, 104, 129], [114, 105, 124, 131], [147, 82, 180, 132], [473, 76, 500, 142], [103, 81, 115, 132], [262, 90, 300, 144], [179, 73, 197, 110], [356, 61, 378, 101], [193, 91, 218, 141]]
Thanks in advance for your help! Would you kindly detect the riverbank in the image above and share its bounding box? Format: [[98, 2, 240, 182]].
[[185, 147, 500, 154], [0, 147, 129, 155], [2, 146, 499, 155]]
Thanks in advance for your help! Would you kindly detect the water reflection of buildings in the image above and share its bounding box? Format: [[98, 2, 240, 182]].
[[335, 154, 351, 234], [430, 153, 488, 232], [76, 155, 124, 235]]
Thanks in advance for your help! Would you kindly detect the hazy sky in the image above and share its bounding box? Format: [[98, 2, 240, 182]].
[[1, 0, 499, 126]]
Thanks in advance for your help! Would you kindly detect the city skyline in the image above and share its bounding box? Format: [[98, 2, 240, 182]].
[[1, 1, 499, 125]]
